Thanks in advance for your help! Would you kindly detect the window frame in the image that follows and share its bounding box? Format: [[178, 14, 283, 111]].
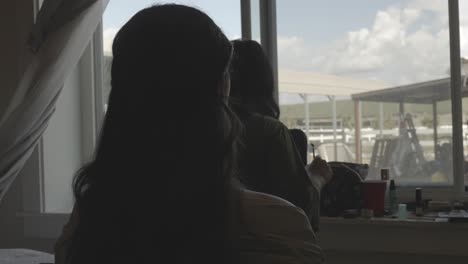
[[448, 0, 465, 199]]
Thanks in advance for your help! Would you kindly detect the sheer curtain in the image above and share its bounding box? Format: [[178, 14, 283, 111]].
[[0, 0, 108, 202]]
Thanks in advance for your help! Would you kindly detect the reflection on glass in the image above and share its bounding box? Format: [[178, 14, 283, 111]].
[[277, 0, 460, 186]]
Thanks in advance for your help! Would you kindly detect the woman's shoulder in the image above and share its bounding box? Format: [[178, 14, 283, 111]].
[[238, 189, 324, 264], [246, 113, 285, 127]]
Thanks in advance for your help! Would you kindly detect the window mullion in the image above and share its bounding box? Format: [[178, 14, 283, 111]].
[[259, 0, 278, 103], [240, 0, 252, 40], [448, 0, 465, 199]]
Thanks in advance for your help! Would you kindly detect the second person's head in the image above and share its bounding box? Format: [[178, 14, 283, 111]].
[[230, 40, 280, 119]]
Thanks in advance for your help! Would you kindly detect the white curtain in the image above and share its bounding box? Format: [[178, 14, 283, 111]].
[[0, 0, 108, 202]]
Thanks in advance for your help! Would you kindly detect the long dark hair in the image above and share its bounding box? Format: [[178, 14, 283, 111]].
[[67, 5, 240, 264], [229, 40, 280, 119]]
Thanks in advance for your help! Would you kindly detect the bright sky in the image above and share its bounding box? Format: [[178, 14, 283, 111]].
[[103, 0, 242, 46], [103, 0, 468, 104]]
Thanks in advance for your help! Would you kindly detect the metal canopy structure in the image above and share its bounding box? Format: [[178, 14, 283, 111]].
[[278, 70, 388, 96], [278, 70, 388, 162], [351, 75, 468, 164], [277, 69, 468, 165], [352, 76, 468, 104]]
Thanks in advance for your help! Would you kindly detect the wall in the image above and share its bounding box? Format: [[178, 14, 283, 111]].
[[0, 0, 35, 116], [0, 0, 20, 117]]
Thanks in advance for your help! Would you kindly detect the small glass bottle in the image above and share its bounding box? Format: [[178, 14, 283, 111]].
[[388, 180, 398, 214], [398, 204, 407, 220]]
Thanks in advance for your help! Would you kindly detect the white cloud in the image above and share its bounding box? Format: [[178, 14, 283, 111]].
[[402, 8, 421, 26], [323, 3, 450, 84], [230, 34, 241, 41], [103, 27, 119, 55], [278, 36, 304, 51], [408, 0, 448, 27], [277, 0, 468, 86], [277, 36, 318, 70]]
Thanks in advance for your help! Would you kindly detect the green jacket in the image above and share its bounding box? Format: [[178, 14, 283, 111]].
[[239, 113, 323, 231]]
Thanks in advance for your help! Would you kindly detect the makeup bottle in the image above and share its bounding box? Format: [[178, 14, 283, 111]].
[[415, 188, 423, 216], [388, 180, 398, 214]]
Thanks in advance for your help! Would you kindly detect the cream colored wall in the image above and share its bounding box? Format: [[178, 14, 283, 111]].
[[0, 0, 32, 117]]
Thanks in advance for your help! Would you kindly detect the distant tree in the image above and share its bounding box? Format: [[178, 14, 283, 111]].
[[384, 116, 397, 129], [341, 115, 353, 129]]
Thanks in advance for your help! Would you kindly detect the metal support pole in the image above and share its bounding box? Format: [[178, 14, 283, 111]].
[[379, 103, 384, 138], [354, 100, 362, 163], [399, 101, 405, 135], [332, 96, 338, 160], [399, 101, 405, 114], [240, 0, 252, 40], [260, 0, 278, 103], [305, 94, 310, 144], [448, 0, 465, 197], [433, 101, 439, 160]]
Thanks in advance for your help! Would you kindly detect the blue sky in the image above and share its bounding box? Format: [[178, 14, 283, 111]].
[[103, 0, 242, 38], [102, 1, 468, 104], [104, 0, 404, 44], [276, 0, 404, 43]]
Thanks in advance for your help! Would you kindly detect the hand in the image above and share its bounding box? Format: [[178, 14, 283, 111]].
[[306, 156, 333, 183]]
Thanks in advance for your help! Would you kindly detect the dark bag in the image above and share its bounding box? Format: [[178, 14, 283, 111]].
[[320, 162, 368, 217]]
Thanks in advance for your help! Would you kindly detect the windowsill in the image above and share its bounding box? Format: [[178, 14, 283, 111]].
[[319, 216, 468, 257], [17, 212, 468, 256]]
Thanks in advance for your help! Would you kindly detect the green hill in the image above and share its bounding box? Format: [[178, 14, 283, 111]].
[[280, 98, 468, 129]]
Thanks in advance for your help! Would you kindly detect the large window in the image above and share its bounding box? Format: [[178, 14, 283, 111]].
[[277, 0, 467, 188], [35, 0, 467, 216], [102, 0, 241, 109]]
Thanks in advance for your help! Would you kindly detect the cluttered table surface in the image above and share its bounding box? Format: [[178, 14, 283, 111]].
[[319, 212, 468, 257], [321, 210, 468, 229]]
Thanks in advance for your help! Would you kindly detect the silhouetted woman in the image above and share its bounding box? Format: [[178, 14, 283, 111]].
[[55, 5, 323, 264], [230, 40, 332, 232]]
